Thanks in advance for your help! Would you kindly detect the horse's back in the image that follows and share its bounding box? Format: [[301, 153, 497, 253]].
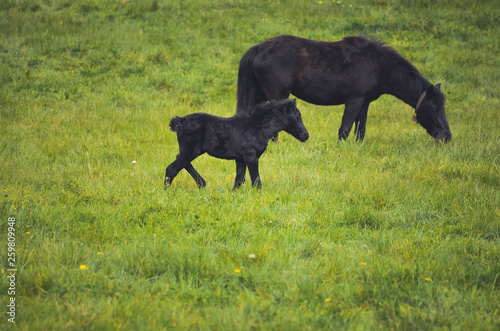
[[253, 35, 379, 70], [238, 34, 387, 107]]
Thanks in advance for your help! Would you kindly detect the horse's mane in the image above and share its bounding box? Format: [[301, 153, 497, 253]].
[[344, 36, 421, 75], [344, 36, 429, 94]]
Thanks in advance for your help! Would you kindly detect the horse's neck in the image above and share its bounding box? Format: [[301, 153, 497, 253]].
[[387, 64, 432, 109]]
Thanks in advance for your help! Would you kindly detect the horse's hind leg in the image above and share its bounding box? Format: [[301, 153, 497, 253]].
[[185, 163, 206, 188], [233, 159, 246, 190]]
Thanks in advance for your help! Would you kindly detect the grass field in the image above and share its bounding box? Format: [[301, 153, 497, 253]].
[[1, 0, 499, 329]]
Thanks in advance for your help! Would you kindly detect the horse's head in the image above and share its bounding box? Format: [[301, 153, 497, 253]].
[[280, 99, 309, 142], [414, 84, 451, 143]]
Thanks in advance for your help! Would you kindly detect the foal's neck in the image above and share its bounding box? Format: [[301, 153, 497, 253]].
[[250, 109, 286, 140]]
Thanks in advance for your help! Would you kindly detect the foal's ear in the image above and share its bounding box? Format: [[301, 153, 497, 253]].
[[286, 99, 297, 112], [435, 83, 441, 91], [282, 99, 293, 114]]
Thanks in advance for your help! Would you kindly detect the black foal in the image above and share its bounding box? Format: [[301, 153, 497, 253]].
[[164, 99, 309, 189]]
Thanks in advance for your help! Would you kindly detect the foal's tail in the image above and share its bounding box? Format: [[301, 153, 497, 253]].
[[236, 47, 266, 116], [169, 117, 183, 133]]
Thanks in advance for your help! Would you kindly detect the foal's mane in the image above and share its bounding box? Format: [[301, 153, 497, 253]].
[[254, 99, 291, 115], [244, 99, 292, 127]]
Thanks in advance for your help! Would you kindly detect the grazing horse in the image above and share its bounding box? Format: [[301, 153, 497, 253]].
[[164, 99, 309, 189], [237, 35, 451, 143]]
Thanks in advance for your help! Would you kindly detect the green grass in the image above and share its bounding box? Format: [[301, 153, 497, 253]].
[[1, 0, 499, 330]]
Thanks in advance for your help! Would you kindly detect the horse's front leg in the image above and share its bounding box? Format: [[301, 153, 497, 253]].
[[185, 163, 206, 188], [233, 159, 247, 190], [338, 98, 366, 141], [354, 102, 370, 142], [245, 158, 262, 189]]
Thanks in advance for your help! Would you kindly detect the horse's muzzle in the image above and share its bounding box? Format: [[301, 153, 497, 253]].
[[299, 132, 310, 142], [434, 130, 452, 143]]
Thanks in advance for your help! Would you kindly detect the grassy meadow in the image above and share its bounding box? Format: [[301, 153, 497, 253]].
[[1, 0, 499, 329]]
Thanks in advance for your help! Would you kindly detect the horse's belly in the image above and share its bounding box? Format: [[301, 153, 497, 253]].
[[291, 85, 348, 106]]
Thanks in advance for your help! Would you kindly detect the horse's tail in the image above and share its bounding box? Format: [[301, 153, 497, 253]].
[[169, 117, 184, 133], [236, 47, 265, 116]]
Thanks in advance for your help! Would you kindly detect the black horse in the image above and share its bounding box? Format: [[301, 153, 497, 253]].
[[164, 99, 309, 189], [237, 35, 451, 143]]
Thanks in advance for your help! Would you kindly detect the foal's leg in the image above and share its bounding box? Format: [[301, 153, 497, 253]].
[[233, 159, 247, 190], [354, 102, 370, 142], [165, 158, 205, 189], [185, 163, 206, 188], [165, 158, 205, 188], [338, 98, 366, 141], [165, 134, 204, 188], [164, 154, 189, 188], [245, 158, 262, 189]]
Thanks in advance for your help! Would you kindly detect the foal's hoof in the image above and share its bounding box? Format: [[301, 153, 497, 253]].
[[164, 177, 173, 189]]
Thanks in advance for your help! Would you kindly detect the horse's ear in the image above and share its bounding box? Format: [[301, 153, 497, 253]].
[[426, 84, 435, 96], [291, 98, 297, 105], [427, 83, 441, 97]]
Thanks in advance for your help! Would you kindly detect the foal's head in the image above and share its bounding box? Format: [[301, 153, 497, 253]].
[[275, 99, 309, 142], [415, 84, 452, 143]]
